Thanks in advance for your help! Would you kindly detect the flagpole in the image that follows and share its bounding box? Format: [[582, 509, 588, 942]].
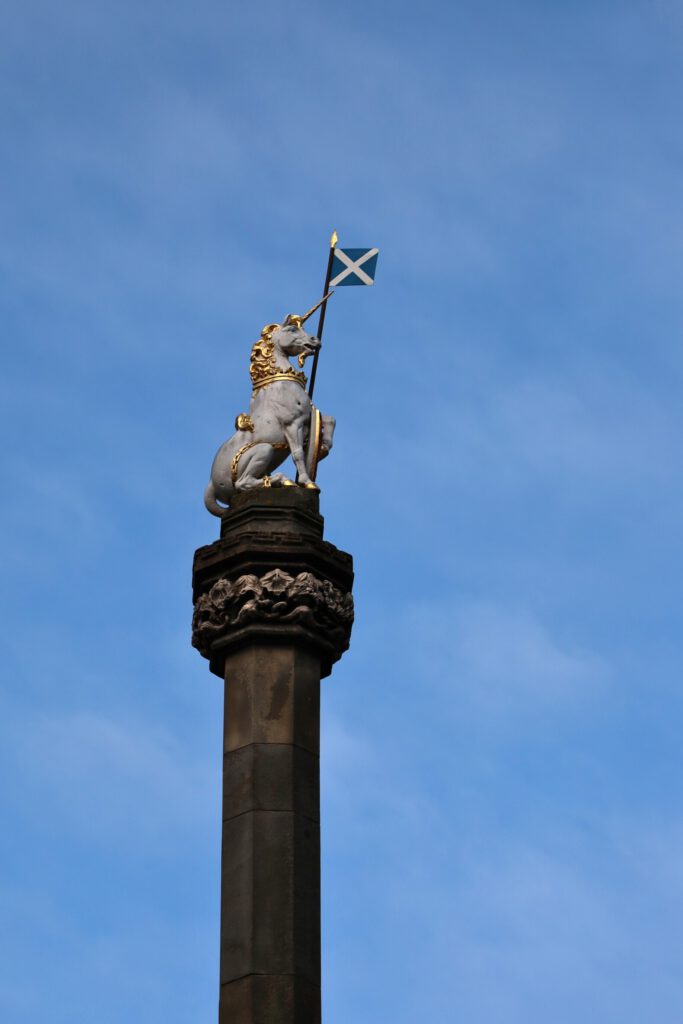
[[308, 229, 338, 402]]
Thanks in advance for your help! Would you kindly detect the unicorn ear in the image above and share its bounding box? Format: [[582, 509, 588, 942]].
[[260, 323, 281, 340]]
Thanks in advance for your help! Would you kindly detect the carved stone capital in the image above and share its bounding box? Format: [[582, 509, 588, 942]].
[[192, 568, 354, 667], [191, 565, 356, 675], [192, 489, 354, 678]]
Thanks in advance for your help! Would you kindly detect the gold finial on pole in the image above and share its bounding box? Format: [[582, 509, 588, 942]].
[[330, 229, 338, 248]]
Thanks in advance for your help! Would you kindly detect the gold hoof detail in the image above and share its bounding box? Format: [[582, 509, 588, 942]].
[[282, 479, 296, 487], [304, 482, 320, 491]]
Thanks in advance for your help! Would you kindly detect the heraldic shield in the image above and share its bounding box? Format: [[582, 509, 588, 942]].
[[305, 406, 324, 483]]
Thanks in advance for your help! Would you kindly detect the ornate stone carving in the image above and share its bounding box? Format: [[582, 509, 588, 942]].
[[192, 568, 354, 661]]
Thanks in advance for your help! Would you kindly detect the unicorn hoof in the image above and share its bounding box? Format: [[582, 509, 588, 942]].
[[304, 482, 320, 491]]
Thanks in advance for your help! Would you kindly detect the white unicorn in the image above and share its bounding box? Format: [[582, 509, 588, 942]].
[[204, 301, 336, 516]]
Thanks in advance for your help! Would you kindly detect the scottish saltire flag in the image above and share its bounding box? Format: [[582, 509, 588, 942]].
[[329, 247, 379, 287]]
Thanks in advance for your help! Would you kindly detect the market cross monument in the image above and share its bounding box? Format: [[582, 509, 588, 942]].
[[191, 234, 375, 1022]]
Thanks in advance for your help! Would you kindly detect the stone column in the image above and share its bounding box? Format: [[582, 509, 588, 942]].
[[192, 489, 354, 1024]]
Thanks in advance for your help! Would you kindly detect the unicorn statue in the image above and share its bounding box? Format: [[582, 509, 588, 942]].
[[204, 297, 336, 516]]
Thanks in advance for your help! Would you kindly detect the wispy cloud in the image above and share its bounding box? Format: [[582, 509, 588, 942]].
[[393, 599, 610, 719], [0, 881, 216, 1024], [6, 709, 217, 847], [324, 779, 683, 1023]]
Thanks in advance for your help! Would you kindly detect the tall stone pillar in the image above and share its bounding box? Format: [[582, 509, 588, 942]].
[[192, 488, 354, 1024]]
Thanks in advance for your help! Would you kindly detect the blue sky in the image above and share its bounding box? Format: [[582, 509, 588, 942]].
[[2, 1, 683, 1020]]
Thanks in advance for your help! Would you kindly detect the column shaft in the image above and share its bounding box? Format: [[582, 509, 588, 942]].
[[219, 644, 322, 1024]]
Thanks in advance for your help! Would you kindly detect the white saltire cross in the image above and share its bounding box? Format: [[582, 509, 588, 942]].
[[329, 247, 379, 287]]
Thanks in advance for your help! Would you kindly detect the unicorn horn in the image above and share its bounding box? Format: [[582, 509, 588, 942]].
[[299, 290, 334, 325]]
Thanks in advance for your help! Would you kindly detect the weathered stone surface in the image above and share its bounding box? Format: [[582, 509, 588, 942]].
[[194, 489, 352, 596], [219, 644, 322, 1002], [222, 744, 319, 822], [219, 975, 320, 1024], [223, 645, 321, 754], [220, 810, 320, 983]]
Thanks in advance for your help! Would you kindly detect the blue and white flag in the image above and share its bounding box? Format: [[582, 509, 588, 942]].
[[329, 247, 379, 287]]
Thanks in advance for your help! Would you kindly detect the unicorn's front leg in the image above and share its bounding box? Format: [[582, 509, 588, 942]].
[[282, 421, 316, 488]]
